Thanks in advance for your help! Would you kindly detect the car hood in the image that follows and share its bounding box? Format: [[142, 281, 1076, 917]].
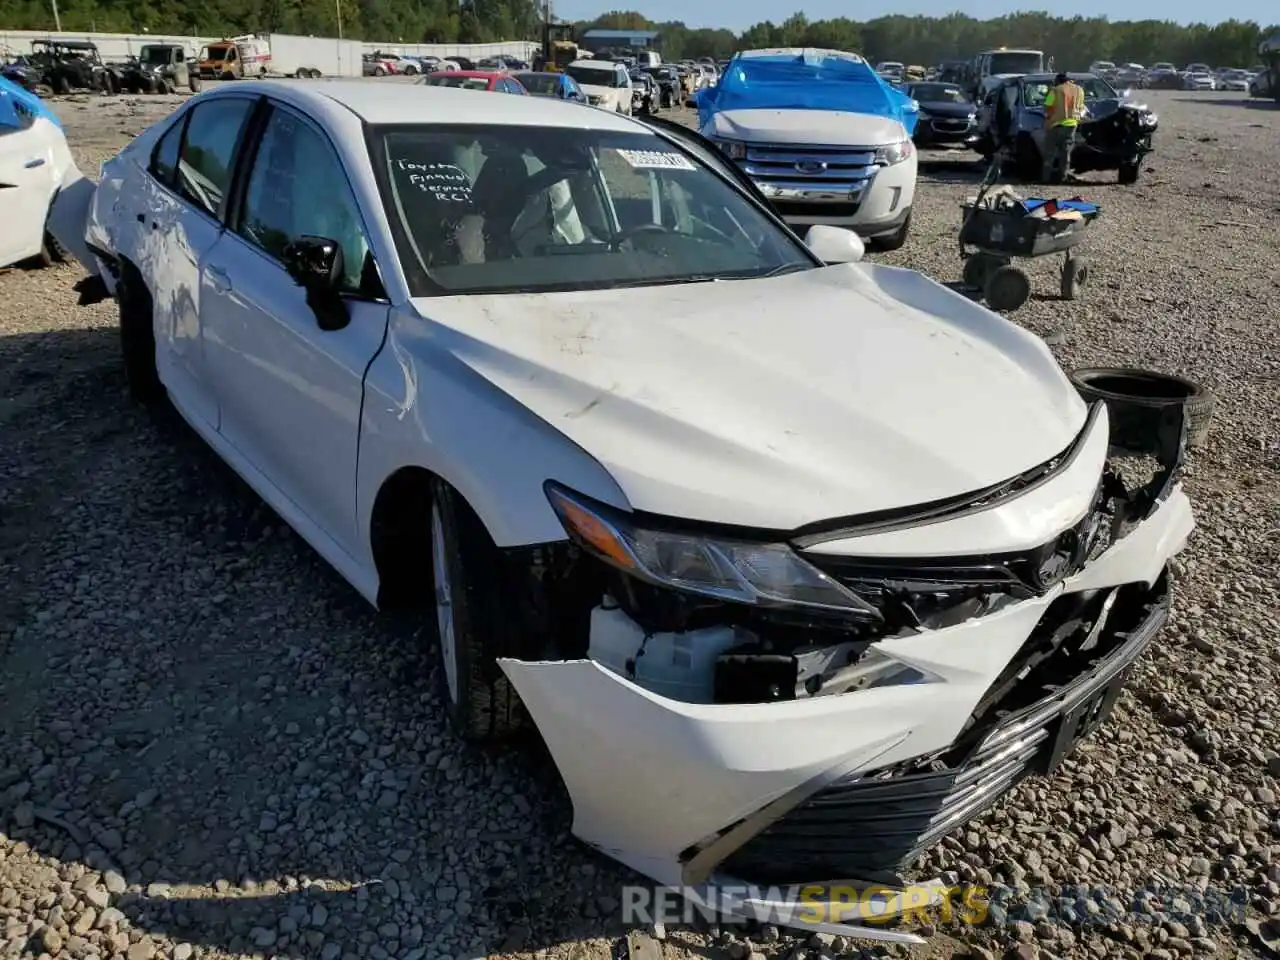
[[578, 82, 621, 100], [703, 108, 907, 146], [917, 100, 975, 118], [410, 264, 1087, 531]]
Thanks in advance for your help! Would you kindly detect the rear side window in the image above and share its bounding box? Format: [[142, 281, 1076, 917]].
[[175, 97, 255, 219], [149, 115, 186, 185]]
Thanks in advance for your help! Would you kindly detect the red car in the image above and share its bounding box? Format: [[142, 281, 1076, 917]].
[[418, 70, 528, 95]]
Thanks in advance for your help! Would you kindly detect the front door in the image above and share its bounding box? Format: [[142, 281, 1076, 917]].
[[0, 121, 55, 268], [199, 101, 389, 556]]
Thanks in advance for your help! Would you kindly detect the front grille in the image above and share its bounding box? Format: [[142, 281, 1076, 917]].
[[773, 200, 861, 218], [738, 142, 878, 203], [930, 118, 972, 133], [716, 576, 1169, 886]]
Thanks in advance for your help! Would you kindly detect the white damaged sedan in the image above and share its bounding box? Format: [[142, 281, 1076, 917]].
[[66, 81, 1194, 938]]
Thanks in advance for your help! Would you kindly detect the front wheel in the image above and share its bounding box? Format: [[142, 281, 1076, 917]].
[[189, 73, 202, 92], [428, 479, 524, 742], [869, 209, 912, 252], [374, 66, 387, 77], [1118, 161, 1140, 185]]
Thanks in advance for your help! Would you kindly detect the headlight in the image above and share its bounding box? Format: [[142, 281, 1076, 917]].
[[874, 138, 914, 165], [545, 483, 881, 618], [1144, 112, 1158, 126], [713, 138, 747, 160]]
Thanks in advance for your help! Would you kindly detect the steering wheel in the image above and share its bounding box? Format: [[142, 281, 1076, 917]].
[[613, 222, 676, 248]]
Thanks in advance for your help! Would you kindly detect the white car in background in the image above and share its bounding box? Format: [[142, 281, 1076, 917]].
[[1182, 71, 1216, 90], [1215, 68, 1251, 91], [1115, 63, 1146, 88], [564, 59, 632, 113], [0, 80, 82, 270], [56, 80, 1195, 942]]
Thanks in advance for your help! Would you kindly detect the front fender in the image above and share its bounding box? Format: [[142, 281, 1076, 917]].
[[354, 307, 631, 559]]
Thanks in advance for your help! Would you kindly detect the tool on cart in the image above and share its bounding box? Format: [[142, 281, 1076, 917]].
[[959, 154, 1100, 312]]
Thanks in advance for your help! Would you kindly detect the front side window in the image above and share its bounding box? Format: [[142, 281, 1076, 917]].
[[988, 53, 1042, 75], [175, 97, 255, 218], [372, 124, 813, 297], [566, 65, 623, 88], [909, 83, 966, 102], [236, 105, 372, 294]]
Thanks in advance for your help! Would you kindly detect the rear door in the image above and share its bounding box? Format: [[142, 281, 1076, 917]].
[[0, 114, 56, 267], [138, 94, 259, 428]]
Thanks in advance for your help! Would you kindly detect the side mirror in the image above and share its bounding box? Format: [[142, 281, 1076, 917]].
[[283, 235, 349, 331], [804, 225, 864, 264]]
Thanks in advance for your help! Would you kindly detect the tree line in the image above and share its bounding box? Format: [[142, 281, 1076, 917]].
[[579, 11, 1278, 71], [2, 0, 1276, 69]]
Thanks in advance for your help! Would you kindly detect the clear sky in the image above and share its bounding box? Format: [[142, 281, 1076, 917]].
[[552, 0, 1275, 33]]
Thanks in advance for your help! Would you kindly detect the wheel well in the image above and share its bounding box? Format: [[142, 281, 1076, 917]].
[[369, 466, 437, 611]]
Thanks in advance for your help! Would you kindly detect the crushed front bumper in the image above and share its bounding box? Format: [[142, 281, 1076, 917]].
[[500, 489, 1190, 906]]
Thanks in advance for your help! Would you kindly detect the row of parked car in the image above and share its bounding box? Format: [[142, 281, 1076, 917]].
[[1086, 60, 1268, 92], [360, 51, 529, 77]]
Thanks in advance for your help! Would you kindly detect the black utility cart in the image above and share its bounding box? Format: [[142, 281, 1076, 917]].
[[959, 158, 1101, 312]]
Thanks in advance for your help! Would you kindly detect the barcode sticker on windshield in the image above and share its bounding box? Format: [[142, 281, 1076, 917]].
[[615, 149, 697, 171]]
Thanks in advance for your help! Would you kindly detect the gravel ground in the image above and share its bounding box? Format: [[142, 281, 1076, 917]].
[[1, 86, 1278, 960]]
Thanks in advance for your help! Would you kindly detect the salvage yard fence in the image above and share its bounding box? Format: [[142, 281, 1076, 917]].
[[0, 30, 538, 62]]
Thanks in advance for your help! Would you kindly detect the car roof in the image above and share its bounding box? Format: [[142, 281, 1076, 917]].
[[431, 70, 504, 78], [568, 59, 617, 69], [218, 80, 643, 132]]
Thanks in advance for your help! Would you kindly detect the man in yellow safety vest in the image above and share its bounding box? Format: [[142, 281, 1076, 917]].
[[1041, 72, 1085, 184]]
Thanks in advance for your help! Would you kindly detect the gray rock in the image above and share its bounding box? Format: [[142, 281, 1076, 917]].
[[12, 803, 34, 829]]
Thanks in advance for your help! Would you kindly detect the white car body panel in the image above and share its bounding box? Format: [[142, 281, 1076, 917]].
[[74, 81, 1196, 941], [0, 115, 80, 268]]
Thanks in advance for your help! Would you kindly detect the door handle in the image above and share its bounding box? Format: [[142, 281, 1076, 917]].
[[206, 266, 233, 293], [24, 157, 46, 168]]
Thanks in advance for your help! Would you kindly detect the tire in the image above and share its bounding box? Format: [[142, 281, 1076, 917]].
[[309, 69, 322, 79], [52, 73, 70, 95], [1118, 161, 1140, 185], [985, 264, 1032, 311], [221, 71, 235, 81], [35, 229, 68, 268], [189, 73, 201, 92], [428, 479, 524, 742], [869, 209, 911, 252], [403, 65, 417, 76], [374, 66, 387, 77], [117, 265, 165, 406], [1068, 367, 1215, 449], [963, 251, 1007, 289], [1060, 256, 1089, 300], [1014, 134, 1040, 181], [296, 68, 308, 79]]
